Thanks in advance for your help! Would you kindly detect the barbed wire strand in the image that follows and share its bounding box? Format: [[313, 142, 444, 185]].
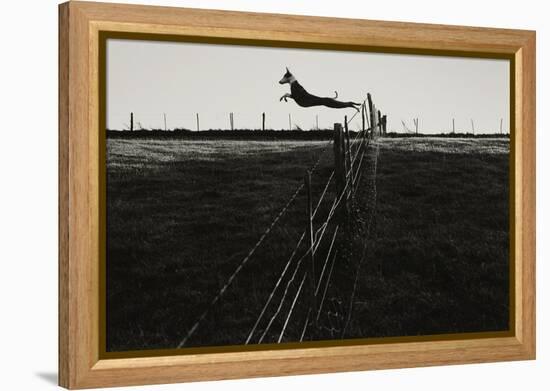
[[315, 225, 340, 296], [317, 250, 338, 322], [257, 249, 310, 344], [299, 309, 312, 342], [278, 271, 308, 343], [312, 172, 335, 219], [244, 232, 305, 344]]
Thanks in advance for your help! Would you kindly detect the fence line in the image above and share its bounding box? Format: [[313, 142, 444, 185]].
[[244, 135, 347, 344], [245, 164, 337, 344], [250, 170, 351, 344], [276, 99, 379, 341], [255, 124, 370, 343], [177, 92, 386, 347], [287, 97, 381, 341], [341, 143, 380, 338]]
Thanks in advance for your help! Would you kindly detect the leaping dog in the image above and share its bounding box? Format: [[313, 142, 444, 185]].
[[279, 68, 361, 112]]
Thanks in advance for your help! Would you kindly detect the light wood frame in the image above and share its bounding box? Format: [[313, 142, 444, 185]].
[[59, 1, 536, 389]]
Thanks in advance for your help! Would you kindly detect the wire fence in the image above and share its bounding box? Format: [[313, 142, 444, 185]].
[[177, 93, 386, 348]]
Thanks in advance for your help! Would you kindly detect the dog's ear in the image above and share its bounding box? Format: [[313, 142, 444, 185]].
[[286, 67, 290, 73]]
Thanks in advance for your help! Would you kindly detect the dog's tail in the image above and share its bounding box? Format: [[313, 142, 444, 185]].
[[333, 91, 338, 99]]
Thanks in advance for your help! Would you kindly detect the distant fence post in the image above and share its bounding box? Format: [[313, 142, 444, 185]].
[[382, 115, 387, 135], [288, 114, 292, 131], [262, 112, 265, 131], [130, 112, 133, 131], [196, 113, 200, 132], [305, 171, 317, 324]]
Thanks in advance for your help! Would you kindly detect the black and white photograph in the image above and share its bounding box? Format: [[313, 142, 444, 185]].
[[3, 0, 548, 389], [105, 37, 510, 352]]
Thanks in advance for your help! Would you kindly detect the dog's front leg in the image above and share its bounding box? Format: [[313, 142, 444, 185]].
[[279, 93, 292, 102]]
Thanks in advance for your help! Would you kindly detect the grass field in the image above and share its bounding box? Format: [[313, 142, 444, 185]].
[[106, 138, 337, 350], [345, 137, 510, 338], [106, 136, 510, 351]]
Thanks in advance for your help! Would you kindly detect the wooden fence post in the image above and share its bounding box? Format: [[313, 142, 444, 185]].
[[361, 103, 366, 135], [305, 171, 317, 321], [130, 112, 133, 131], [344, 116, 353, 196], [377, 110, 381, 136], [367, 93, 374, 138], [196, 113, 200, 132], [262, 112, 265, 131], [333, 123, 344, 196], [382, 115, 387, 135], [372, 104, 378, 137], [372, 104, 380, 136]]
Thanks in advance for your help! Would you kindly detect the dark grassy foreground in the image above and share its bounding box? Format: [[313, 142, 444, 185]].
[[345, 137, 510, 338], [106, 136, 510, 351], [106, 138, 337, 351]]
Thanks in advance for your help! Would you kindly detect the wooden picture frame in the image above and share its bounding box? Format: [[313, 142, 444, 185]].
[[59, 1, 536, 389]]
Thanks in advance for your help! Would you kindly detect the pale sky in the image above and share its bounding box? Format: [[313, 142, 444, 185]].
[[106, 39, 510, 134]]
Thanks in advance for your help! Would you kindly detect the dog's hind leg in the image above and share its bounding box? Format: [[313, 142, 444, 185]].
[[320, 97, 360, 111]]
